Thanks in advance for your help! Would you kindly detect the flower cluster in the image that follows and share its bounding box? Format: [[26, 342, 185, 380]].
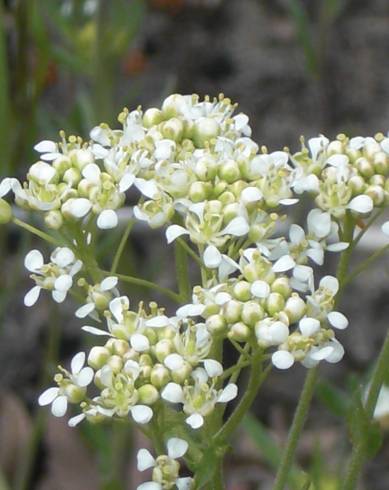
[[2, 93, 389, 487]]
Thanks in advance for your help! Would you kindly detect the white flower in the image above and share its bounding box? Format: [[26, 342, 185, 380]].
[[75, 276, 118, 318], [38, 352, 94, 417]]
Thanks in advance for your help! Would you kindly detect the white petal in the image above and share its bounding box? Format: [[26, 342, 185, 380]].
[[137, 482, 161, 490], [24, 286, 42, 307], [299, 317, 321, 337], [320, 276, 339, 295], [347, 195, 373, 214], [75, 303, 95, 318], [251, 280, 270, 298], [272, 350, 294, 370], [310, 346, 334, 361], [166, 225, 189, 244], [38, 387, 59, 406], [218, 383, 238, 403], [101, 276, 118, 291], [52, 290, 67, 303], [214, 292, 231, 305], [279, 198, 299, 206], [82, 325, 110, 336], [109, 296, 129, 323], [306, 248, 324, 265], [164, 353, 184, 370], [29, 161, 56, 183], [203, 245, 222, 268], [308, 135, 329, 161], [381, 221, 389, 237], [293, 264, 313, 282], [130, 334, 150, 352], [272, 255, 296, 273], [0, 178, 12, 197], [34, 140, 57, 153], [82, 163, 101, 184], [76, 367, 94, 387], [90, 126, 110, 146], [349, 136, 365, 150], [51, 395, 68, 417], [307, 209, 331, 238], [24, 249, 44, 272], [326, 242, 349, 252], [186, 413, 204, 429], [71, 352, 86, 375], [119, 173, 135, 193], [134, 178, 159, 199], [146, 315, 170, 328], [137, 449, 156, 471], [326, 154, 349, 167], [176, 304, 205, 317], [131, 405, 153, 424], [203, 359, 223, 377], [53, 247, 75, 267], [97, 210, 118, 229], [176, 477, 194, 490], [289, 224, 305, 244], [221, 217, 249, 237], [269, 321, 289, 343], [62, 198, 92, 218], [233, 113, 249, 131], [328, 311, 348, 330], [167, 438, 188, 459], [54, 274, 73, 292], [241, 186, 262, 203], [68, 413, 86, 427], [161, 383, 184, 403], [326, 340, 344, 363]]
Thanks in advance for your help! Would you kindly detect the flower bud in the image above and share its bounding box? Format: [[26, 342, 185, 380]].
[[366, 185, 385, 206], [271, 277, 291, 299], [223, 299, 242, 323], [202, 304, 220, 318], [143, 108, 163, 127], [223, 203, 240, 222], [71, 149, 94, 170], [218, 191, 236, 205], [137, 384, 159, 405], [111, 340, 129, 357], [0, 199, 12, 224], [348, 175, 365, 194], [241, 301, 264, 326], [206, 314, 226, 334], [193, 117, 219, 147], [285, 295, 306, 324], [369, 174, 385, 187], [171, 361, 192, 384], [150, 364, 170, 388], [162, 94, 185, 118], [232, 281, 251, 301], [107, 355, 123, 373], [373, 152, 389, 175], [356, 157, 374, 178], [266, 292, 285, 316], [154, 339, 173, 362], [88, 346, 110, 369], [189, 181, 208, 202], [162, 118, 184, 142], [218, 159, 240, 184], [65, 384, 86, 404], [228, 322, 250, 342], [195, 158, 218, 181], [327, 141, 343, 155], [44, 210, 63, 229], [364, 140, 381, 159]]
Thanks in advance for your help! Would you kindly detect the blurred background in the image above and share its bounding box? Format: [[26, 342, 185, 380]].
[[1, 0, 389, 489]]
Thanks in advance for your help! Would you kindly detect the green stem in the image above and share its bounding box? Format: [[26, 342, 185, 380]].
[[272, 367, 318, 490], [110, 219, 135, 273], [336, 211, 355, 292], [350, 209, 384, 251], [214, 353, 268, 444], [177, 238, 202, 266], [210, 460, 224, 490], [13, 217, 61, 246], [105, 270, 181, 303], [174, 240, 191, 302], [341, 328, 389, 490]]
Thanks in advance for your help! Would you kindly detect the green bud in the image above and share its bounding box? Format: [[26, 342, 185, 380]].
[[364, 140, 381, 159], [218, 191, 236, 205], [150, 364, 170, 388], [271, 277, 291, 299], [154, 339, 173, 362], [218, 159, 241, 184], [206, 314, 226, 334], [348, 175, 365, 194], [366, 185, 385, 206], [228, 322, 250, 342], [370, 174, 385, 187], [65, 384, 85, 404], [0, 199, 12, 224], [285, 295, 306, 324], [202, 304, 220, 318], [111, 340, 129, 357], [143, 108, 163, 127], [266, 292, 285, 316], [193, 117, 219, 147], [88, 346, 110, 369], [233, 281, 251, 301], [223, 300, 242, 323], [107, 355, 123, 373], [189, 181, 208, 202], [373, 152, 389, 175], [162, 117, 184, 142], [137, 384, 159, 405], [356, 157, 374, 178], [162, 94, 185, 118], [241, 301, 264, 326], [44, 210, 63, 230], [171, 361, 192, 384], [194, 158, 217, 181], [223, 203, 240, 222]]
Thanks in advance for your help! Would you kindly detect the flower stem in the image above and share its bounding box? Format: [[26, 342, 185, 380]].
[[175, 240, 191, 302], [214, 352, 269, 444], [110, 219, 135, 273], [272, 367, 318, 490], [103, 270, 182, 303], [342, 243, 389, 289], [13, 217, 60, 246], [341, 328, 389, 490]]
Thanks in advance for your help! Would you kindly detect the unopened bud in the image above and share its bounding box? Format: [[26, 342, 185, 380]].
[[228, 322, 250, 342], [107, 355, 123, 373], [65, 384, 85, 404], [143, 108, 163, 127], [137, 384, 159, 405], [171, 361, 192, 384], [271, 277, 291, 299], [266, 292, 285, 316], [0, 199, 12, 224], [88, 346, 110, 369], [162, 118, 184, 142], [150, 364, 170, 388], [44, 210, 63, 229], [233, 281, 251, 301], [206, 314, 226, 334], [223, 299, 242, 323], [154, 339, 173, 362], [285, 295, 306, 324], [193, 117, 219, 147], [219, 159, 240, 184], [241, 301, 264, 326]]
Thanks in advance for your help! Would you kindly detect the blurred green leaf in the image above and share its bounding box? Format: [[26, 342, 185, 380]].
[[288, 0, 319, 77], [0, 4, 12, 174], [316, 379, 350, 418]]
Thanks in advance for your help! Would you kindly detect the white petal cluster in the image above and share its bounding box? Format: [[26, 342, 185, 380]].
[[137, 438, 193, 489], [24, 247, 82, 306]]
